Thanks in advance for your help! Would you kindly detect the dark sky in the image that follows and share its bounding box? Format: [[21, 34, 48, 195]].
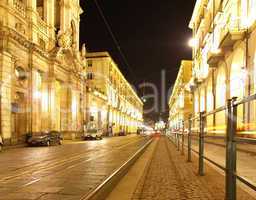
[[79, 0, 196, 122]]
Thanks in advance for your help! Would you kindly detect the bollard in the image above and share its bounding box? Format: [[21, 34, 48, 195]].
[[188, 116, 192, 162], [198, 112, 205, 176], [225, 98, 237, 200], [181, 120, 185, 155]]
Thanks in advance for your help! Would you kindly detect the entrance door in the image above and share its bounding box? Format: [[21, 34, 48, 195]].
[[11, 92, 27, 143]]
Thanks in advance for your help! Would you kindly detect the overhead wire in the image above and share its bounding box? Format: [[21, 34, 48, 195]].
[[93, 0, 138, 81]]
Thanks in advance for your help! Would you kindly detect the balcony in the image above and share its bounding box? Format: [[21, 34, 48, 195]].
[[36, 15, 48, 36], [13, 0, 26, 18], [219, 29, 245, 48], [207, 50, 224, 68], [219, 16, 246, 48]]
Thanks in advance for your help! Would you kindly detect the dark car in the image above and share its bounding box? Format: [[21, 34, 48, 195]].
[[27, 131, 63, 146], [118, 130, 126, 136]]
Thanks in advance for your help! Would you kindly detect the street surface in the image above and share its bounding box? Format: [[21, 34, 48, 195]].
[[131, 136, 255, 200], [0, 135, 150, 200]]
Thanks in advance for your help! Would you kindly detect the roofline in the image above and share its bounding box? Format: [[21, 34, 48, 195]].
[[168, 60, 192, 106], [86, 51, 144, 106], [189, 0, 206, 29]]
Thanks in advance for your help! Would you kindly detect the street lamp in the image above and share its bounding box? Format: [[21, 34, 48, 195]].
[[188, 38, 197, 48]]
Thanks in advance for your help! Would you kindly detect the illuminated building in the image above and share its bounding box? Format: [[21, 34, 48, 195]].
[[0, 0, 87, 144], [189, 0, 256, 135], [168, 61, 193, 131], [86, 52, 143, 135]]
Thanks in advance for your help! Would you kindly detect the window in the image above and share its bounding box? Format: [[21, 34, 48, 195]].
[[87, 72, 94, 80], [55, 0, 61, 31], [36, 0, 44, 20], [87, 60, 93, 67]]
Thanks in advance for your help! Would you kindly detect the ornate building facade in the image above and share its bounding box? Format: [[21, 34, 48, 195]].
[[189, 0, 256, 135], [168, 60, 193, 131], [86, 52, 144, 135], [0, 0, 87, 144]]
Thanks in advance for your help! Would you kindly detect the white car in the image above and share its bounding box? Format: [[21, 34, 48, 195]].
[[82, 121, 103, 140]]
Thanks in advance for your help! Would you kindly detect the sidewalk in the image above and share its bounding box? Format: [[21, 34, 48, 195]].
[[109, 136, 256, 200]]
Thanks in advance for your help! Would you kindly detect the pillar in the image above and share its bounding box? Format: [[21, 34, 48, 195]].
[[0, 52, 13, 144]]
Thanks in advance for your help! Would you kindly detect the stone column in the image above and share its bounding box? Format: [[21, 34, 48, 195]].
[[45, 0, 56, 50], [0, 52, 13, 144], [41, 73, 50, 131], [31, 69, 40, 132], [27, 0, 38, 43], [59, 0, 70, 33], [66, 76, 81, 139], [48, 76, 57, 131]]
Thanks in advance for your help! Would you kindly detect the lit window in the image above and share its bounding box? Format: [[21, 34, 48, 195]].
[[88, 60, 93, 67], [87, 72, 94, 80]]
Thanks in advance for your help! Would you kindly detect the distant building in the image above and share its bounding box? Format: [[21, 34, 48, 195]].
[[168, 61, 192, 131], [86, 52, 143, 135], [0, 0, 87, 144], [189, 0, 256, 135]]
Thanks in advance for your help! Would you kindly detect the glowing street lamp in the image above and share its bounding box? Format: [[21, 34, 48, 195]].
[[141, 97, 147, 103], [188, 38, 197, 48]]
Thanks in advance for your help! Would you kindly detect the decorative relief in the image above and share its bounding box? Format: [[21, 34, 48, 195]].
[[15, 23, 25, 35], [15, 66, 27, 81], [57, 29, 73, 49]]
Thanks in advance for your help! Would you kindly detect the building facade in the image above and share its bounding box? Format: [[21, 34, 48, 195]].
[[168, 60, 193, 131], [86, 52, 144, 135], [189, 0, 256, 136], [0, 0, 87, 144]]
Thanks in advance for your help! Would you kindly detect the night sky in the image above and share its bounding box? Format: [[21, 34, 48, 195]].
[[79, 0, 196, 122]]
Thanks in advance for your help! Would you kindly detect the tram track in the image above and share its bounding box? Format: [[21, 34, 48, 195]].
[[0, 136, 147, 183], [79, 138, 153, 200]]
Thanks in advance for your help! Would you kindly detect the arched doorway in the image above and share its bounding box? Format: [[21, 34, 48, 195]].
[[206, 76, 214, 132], [215, 64, 226, 134], [199, 87, 205, 112], [230, 48, 246, 130], [11, 92, 27, 142]]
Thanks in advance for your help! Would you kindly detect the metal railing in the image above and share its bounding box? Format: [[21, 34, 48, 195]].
[[169, 94, 256, 200]]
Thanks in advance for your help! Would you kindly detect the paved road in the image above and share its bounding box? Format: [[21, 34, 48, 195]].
[[132, 137, 255, 200], [0, 135, 150, 200]]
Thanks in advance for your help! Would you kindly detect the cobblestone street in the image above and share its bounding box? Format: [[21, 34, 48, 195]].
[[132, 137, 256, 200]]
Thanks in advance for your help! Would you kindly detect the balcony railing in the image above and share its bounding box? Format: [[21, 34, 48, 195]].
[[13, 0, 26, 18], [36, 15, 48, 35]]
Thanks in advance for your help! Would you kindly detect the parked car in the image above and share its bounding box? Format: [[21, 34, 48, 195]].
[[0, 135, 3, 152], [118, 130, 126, 136], [82, 121, 103, 140], [27, 131, 63, 146]]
